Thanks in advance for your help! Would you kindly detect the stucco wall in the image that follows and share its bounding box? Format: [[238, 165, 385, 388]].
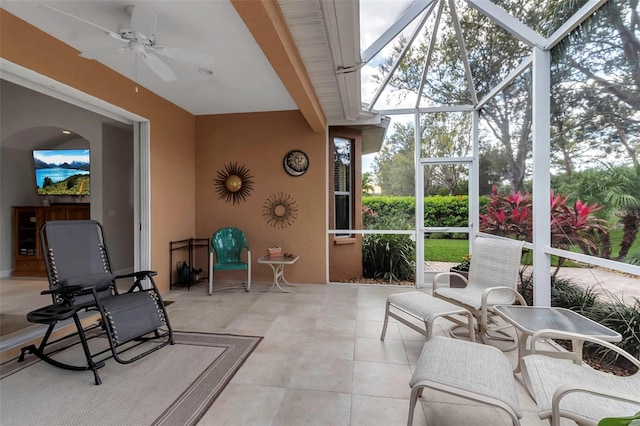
[[194, 111, 327, 284], [1, 10, 196, 293], [1, 9, 332, 291]]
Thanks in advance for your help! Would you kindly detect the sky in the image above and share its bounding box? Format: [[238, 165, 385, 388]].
[[358, 1, 418, 175], [33, 149, 90, 165]]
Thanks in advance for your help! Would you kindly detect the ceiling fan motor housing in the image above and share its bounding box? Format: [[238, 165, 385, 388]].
[[118, 25, 135, 40]]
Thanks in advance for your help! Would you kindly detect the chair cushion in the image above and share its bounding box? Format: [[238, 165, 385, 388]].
[[522, 354, 640, 421]]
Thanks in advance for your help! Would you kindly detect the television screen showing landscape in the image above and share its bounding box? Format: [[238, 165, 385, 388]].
[[33, 149, 90, 195]]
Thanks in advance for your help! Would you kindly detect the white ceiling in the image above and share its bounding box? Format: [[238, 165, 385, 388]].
[[1, 1, 319, 116]]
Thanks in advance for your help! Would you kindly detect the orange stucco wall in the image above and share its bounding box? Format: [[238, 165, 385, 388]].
[[328, 127, 364, 281], [1, 10, 196, 293], [1, 10, 330, 290], [195, 111, 326, 284]]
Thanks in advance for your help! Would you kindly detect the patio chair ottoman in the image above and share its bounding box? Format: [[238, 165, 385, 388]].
[[408, 336, 522, 425], [380, 291, 475, 341]]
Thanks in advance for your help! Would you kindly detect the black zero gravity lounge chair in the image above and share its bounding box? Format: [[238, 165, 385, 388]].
[[19, 220, 174, 385]]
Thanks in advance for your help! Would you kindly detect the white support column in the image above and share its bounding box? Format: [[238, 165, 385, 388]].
[[414, 110, 424, 288], [470, 110, 479, 239], [532, 47, 551, 307]]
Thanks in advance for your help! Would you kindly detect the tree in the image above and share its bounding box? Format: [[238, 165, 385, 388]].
[[362, 172, 375, 195], [372, 121, 415, 196], [549, 0, 640, 257], [373, 1, 534, 193], [372, 112, 471, 196]]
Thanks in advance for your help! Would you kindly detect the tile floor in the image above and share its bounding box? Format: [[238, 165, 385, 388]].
[[161, 281, 576, 426], [0, 277, 581, 425]]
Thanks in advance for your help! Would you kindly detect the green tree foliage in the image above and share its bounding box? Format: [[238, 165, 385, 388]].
[[372, 112, 471, 196], [42, 176, 53, 188], [361, 172, 375, 195], [553, 165, 640, 259], [550, 0, 640, 173], [372, 122, 415, 196]]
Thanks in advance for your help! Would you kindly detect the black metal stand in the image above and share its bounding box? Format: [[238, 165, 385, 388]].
[[169, 238, 210, 290]]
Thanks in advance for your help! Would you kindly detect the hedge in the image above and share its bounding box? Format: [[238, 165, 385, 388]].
[[362, 195, 489, 229]]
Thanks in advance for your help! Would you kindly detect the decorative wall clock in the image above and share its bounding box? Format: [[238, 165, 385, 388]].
[[283, 150, 309, 177], [263, 192, 299, 228], [214, 162, 254, 204]]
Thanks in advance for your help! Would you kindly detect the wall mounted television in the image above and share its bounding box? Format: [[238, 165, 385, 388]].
[[33, 149, 90, 196]]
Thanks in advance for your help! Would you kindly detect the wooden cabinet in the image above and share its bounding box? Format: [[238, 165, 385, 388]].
[[12, 205, 90, 277]]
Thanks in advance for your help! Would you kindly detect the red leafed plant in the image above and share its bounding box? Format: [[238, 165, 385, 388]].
[[549, 191, 607, 254], [479, 186, 532, 240], [480, 186, 607, 256]]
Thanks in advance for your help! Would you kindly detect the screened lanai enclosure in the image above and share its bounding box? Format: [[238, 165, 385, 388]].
[[330, 0, 639, 307]]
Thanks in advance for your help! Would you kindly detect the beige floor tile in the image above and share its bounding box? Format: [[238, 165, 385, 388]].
[[288, 355, 353, 393], [421, 400, 515, 426], [358, 319, 401, 340], [315, 317, 356, 336], [402, 339, 427, 365], [256, 331, 310, 355], [350, 394, 425, 426], [316, 305, 358, 320], [352, 360, 413, 399], [356, 307, 387, 321], [229, 351, 299, 388], [302, 332, 355, 360], [197, 384, 284, 426], [272, 389, 351, 426], [354, 337, 410, 364], [1, 280, 583, 426], [267, 315, 316, 334]]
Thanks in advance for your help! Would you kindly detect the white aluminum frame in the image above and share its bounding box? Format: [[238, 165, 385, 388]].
[[355, 0, 639, 304]]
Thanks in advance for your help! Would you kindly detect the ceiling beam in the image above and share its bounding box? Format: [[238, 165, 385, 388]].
[[231, 0, 326, 133]]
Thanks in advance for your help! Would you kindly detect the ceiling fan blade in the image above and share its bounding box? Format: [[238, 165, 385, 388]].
[[41, 4, 126, 42], [151, 45, 215, 67], [80, 46, 128, 60], [130, 5, 158, 41], [141, 52, 177, 82]]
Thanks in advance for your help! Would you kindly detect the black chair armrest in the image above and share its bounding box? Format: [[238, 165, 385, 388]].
[[116, 270, 159, 293]]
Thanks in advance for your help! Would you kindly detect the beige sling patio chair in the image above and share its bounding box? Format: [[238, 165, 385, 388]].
[[432, 236, 526, 349], [522, 329, 640, 426]]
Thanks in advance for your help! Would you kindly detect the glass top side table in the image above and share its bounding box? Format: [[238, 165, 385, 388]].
[[494, 305, 622, 371]]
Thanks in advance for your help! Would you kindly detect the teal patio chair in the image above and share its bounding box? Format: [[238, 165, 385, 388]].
[[208, 227, 251, 294]]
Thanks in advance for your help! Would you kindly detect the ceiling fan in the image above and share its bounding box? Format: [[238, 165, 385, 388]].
[[42, 4, 215, 82]]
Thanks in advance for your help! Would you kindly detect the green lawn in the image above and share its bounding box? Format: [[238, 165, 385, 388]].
[[424, 239, 469, 262], [423, 228, 640, 265]]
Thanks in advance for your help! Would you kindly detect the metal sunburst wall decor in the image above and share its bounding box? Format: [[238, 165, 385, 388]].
[[214, 162, 254, 204], [263, 192, 299, 228]]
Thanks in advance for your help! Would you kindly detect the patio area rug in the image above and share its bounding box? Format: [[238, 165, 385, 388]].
[[0, 331, 262, 426]]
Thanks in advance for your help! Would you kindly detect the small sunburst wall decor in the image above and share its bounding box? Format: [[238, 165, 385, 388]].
[[263, 192, 299, 228], [214, 162, 254, 204]]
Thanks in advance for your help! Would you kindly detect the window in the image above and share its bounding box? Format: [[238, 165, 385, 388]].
[[334, 137, 352, 236]]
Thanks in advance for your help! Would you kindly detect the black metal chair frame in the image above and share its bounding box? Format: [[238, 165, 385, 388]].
[[19, 220, 174, 385]]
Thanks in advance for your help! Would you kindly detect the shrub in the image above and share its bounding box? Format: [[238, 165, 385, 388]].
[[528, 276, 640, 365], [586, 297, 640, 363], [362, 233, 415, 283]]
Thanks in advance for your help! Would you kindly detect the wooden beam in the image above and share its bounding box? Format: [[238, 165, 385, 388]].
[[231, 0, 326, 133]]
